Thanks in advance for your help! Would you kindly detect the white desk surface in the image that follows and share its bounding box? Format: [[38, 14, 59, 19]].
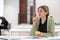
[[0, 36, 60, 40]]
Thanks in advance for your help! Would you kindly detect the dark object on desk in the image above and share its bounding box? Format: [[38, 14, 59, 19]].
[[0, 17, 8, 35]]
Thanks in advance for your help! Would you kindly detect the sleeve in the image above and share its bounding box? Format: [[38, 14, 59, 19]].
[[42, 17, 55, 37], [30, 19, 39, 36]]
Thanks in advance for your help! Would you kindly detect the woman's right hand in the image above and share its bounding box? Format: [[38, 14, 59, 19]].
[[32, 16, 40, 25], [32, 17, 38, 25]]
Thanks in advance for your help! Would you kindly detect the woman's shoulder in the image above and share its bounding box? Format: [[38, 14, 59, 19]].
[[48, 16, 54, 20], [48, 16, 54, 23]]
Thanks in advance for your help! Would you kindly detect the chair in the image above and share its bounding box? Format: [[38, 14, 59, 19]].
[[0, 17, 10, 35]]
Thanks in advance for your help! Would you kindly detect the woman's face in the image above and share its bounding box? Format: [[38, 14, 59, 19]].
[[38, 8, 47, 18]]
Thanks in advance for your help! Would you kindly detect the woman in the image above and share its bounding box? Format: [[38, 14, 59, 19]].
[[31, 5, 55, 37]]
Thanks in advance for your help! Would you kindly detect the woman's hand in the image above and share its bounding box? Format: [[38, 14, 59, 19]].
[[32, 16, 40, 25], [32, 17, 38, 25]]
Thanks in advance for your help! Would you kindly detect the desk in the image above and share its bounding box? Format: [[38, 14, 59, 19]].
[[10, 24, 32, 36], [9, 29, 31, 36], [9, 25, 60, 36], [1, 24, 59, 36]]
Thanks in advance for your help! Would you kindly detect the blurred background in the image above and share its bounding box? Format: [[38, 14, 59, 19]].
[[0, 0, 60, 36]]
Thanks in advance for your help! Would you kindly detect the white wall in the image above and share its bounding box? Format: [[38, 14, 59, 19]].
[[0, 0, 4, 16], [4, 0, 19, 28], [36, 0, 60, 23]]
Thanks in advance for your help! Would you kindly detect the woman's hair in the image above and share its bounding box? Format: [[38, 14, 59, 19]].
[[38, 5, 49, 17]]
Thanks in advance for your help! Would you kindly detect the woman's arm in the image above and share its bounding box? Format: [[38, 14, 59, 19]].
[[30, 17, 39, 36]]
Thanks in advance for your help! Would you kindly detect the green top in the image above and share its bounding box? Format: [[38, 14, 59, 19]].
[[30, 16, 55, 37]]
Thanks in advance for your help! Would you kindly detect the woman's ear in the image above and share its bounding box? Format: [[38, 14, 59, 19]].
[[45, 12, 48, 15]]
